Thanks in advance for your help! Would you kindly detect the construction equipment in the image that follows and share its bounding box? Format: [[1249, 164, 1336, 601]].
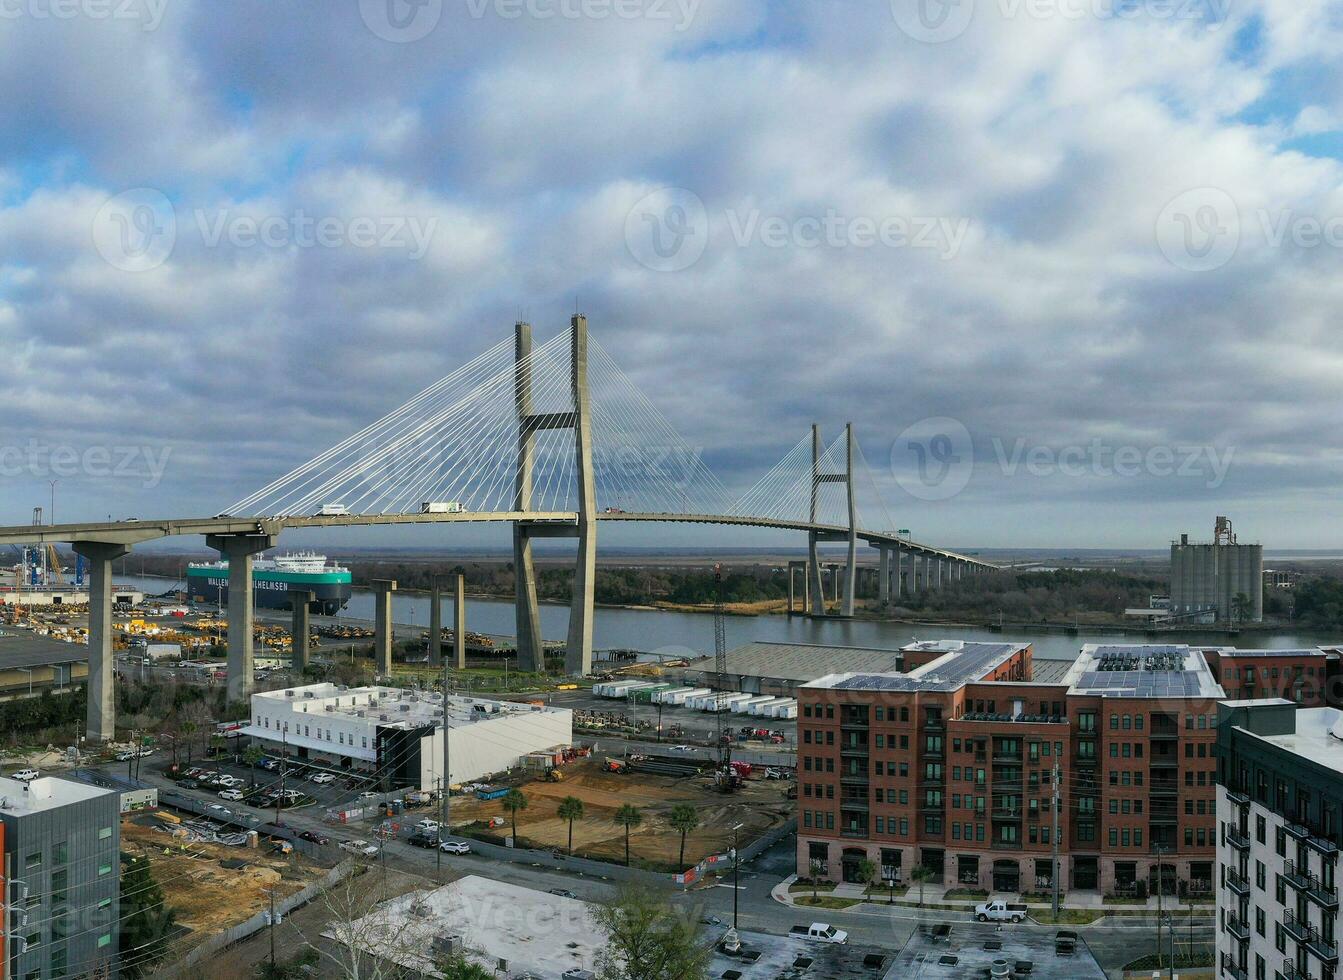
[[45, 545, 64, 585], [713, 563, 735, 793]]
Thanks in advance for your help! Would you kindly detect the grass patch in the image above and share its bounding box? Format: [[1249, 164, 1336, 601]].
[[794, 895, 862, 910], [1033, 909, 1103, 925], [1123, 952, 1212, 971], [1103, 895, 1149, 905], [789, 882, 837, 894]]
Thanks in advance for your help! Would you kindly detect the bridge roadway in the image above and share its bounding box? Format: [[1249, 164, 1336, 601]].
[[0, 510, 993, 567], [0, 509, 996, 743]]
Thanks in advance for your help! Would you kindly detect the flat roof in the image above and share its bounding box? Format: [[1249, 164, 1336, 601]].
[[324, 875, 604, 976], [252, 683, 568, 730], [685, 641, 907, 682], [805, 642, 1026, 693], [1237, 705, 1343, 775], [1063, 644, 1224, 699], [0, 775, 114, 816], [0, 628, 88, 669]]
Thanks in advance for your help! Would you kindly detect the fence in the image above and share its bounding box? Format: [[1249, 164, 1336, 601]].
[[150, 860, 356, 978], [459, 817, 796, 889]]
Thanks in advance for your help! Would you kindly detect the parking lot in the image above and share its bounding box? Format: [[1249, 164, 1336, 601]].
[[544, 687, 796, 753]]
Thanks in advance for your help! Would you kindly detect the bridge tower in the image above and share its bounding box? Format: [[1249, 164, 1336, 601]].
[[807, 423, 858, 617], [513, 315, 597, 675]]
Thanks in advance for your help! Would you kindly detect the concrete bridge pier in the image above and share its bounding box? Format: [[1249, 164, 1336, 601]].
[[878, 547, 891, 605], [451, 573, 466, 670], [289, 589, 314, 674], [207, 531, 277, 703], [429, 581, 443, 668], [73, 541, 129, 742], [841, 423, 857, 617], [372, 579, 398, 676]]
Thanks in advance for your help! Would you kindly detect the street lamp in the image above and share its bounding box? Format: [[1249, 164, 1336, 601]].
[[720, 821, 745, 955]]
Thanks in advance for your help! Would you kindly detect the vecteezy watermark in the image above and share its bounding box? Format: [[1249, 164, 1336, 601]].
[[0, 0, 168, 30], [624, 187, 710, 273], [890, 417, 974, 501], [890, 418, 1235, 500], [467, 0, 701, 29], [92, 189, 441, 270], [1155, 186, 1343, 272], [1154, 186, 1240, 272], [992, 438, 1234, 488], [0, 442, 173, 489], [359, 0, 442, 42], [889, 0, 1229, 43], [625, 189, 972, 272], [360, 0, 701, 41], [194, 210, 439, 260]]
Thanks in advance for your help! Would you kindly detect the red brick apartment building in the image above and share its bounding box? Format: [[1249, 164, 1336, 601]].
[[795, 640, 1334, 896]]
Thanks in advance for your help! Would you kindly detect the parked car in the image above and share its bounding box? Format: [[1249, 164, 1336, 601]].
[[789, 922, 848, 944], [439, 840, 471, 855], [408, 832, 439, 849], [179, 779, 200, 790], [975, 899, 1028, 923], [206, 803, 233, 817], [218, 789, 245, 801], [297, 830, 330, 845], [309, 772, 336, 785], [340, 839, 380, 857], [357, 791, 378, 801], [669, 745, 694, 753], [414, 818, 440, 834], [548, 888, 578, 899], [11, 769, 38, 782]]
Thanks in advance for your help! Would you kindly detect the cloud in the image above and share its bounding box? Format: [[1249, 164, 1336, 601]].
[[3, 2, 1343, 547]]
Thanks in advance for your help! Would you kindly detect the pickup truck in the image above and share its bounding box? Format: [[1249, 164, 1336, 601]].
[[789, 923, 848, 944], [974, 899, 1028, 923]]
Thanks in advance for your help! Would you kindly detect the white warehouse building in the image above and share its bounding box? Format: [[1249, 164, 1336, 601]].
[[240, 683, 573, 792]]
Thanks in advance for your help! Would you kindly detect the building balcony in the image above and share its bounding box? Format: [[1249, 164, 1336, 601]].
[[1225, 788, 1250, 808], [1281, 959, 1315, 980], [1218, 953, 1247, 980], [1287, 822, 1341, 858], [840, 829, 869, 839], [1284, 912, 1339, 964], [1225, 916, 1250, 943], [992, 808, 1024, 821], [1150, 781, 1179, 796], [1226, 826, 1251, 851], [1149, 726, 1179, 740], [1284, 859, 1311, 891], [840, 799, 870, 813], [839, 774, 869, 786], [1224, 868, 1250, 897], [840, 747, 870, 758]]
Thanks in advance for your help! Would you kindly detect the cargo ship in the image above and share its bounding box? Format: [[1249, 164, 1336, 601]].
[[185, 553, 352, 615]]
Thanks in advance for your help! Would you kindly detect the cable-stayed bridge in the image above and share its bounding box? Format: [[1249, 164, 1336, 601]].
[[0, 316, 996, 740]]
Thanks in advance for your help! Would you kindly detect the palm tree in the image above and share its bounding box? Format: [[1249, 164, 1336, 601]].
[[180, 720, 198, 765], [501, 789, 528, 846], [856, 858, 878, 899], [557, 796, 585, 856], [668, 803, 700, 869], [242, 745, 264, 790], [614, 803, 643, 867], [910, 864, 935, 917]]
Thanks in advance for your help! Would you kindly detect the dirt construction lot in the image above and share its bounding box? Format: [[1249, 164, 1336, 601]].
[[122, 817, 326, 940], [448, 758, 791, 869]]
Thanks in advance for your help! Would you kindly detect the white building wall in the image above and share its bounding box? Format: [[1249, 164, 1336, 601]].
[[1217, 785, 1342, 980], [421, 707, 573, 789]]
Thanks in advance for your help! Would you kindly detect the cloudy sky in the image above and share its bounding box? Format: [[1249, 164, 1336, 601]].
[[2, 0, 1342, 551]]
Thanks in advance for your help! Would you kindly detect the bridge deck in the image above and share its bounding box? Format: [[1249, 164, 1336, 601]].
[[0, 511, 994, 567]]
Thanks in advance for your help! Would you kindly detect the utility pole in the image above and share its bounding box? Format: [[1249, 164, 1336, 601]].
[[1051, 762, 1060, 923], [440, 640, 451, 870], [1155, 844, 1166, 973], [276, 732, 287, 828], [267, 886, 277, 971]]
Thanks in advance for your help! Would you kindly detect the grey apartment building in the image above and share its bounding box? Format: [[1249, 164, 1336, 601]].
[[2, 776, 121, 980], [1217, 699, 1341, 980]]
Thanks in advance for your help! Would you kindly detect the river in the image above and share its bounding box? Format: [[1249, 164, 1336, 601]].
[[115, 574, 1337, 662]]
